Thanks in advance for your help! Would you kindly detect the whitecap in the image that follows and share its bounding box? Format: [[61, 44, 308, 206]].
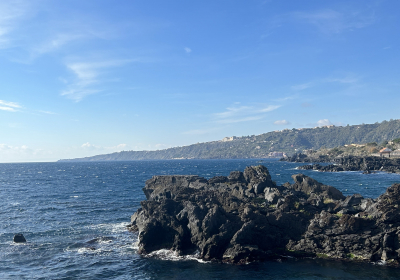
[[87, 236, 114, 244], [77, 247, 97, 254], [89, 222, 130, 233], [145, 249, 209, 263]]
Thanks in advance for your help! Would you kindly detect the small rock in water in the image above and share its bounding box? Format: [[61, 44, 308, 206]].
[[13, 233, 26, 243]]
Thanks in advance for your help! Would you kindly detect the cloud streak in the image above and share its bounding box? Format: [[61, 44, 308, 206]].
[[214, 104, 280, 124], [0, 0, 31, 48], [0, 100, 22, 112], [293, 9, 375, 34], [32, 33, 84, 57], [274, 120, 290, 125], [81, 142, 127, 151], [292, 74, 360, 92], [61, 59, 134, 101]]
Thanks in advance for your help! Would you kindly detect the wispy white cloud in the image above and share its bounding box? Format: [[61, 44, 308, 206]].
[[81, 142, 127, 151], [291, 82, 314, 91], [292, 74, 360, 92], [214, 105, 251, 119], [259, 105, 281, 112], [0, 100, 21, 108], [184, 47, 192, 53], [274, 120, 290, 125], [0, 143, 55, 162], [61, 59, 134, 101], [293, 9, 375, 34], [81, 142, 100, 149], [309, 119, 344, 128], [263, 7, 375, 40], [0, 100, 22, 112], [0, 143, 35, 158], [325, 76, 359, 84], [214, 104, 280, 124], [32, 33, 84, 57], [273, 95, 298, 102], [0, 0, 31, 48], [0, 106, 16, 112], [0, 143, 29, 151], [0, 0, 134, 63], [316, 119, 333, 127]]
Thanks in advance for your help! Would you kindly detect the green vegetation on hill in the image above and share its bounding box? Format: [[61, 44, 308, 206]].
[[59, 119, 400, 161]]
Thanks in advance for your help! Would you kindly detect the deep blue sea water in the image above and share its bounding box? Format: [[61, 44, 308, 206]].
[[1, 159, 400, 279]]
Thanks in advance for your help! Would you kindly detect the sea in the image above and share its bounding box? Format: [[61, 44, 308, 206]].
[[1, 158, 400, 280]]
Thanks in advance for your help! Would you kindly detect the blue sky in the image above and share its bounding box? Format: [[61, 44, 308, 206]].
[[1, 0, 400, 162]]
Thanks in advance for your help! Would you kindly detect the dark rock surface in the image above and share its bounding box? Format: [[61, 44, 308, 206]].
[[13, 233, 26, 243], [297, 164, 344, 172], [297, 156, 400, 174], [280, 153, 332, 163], [129, 165, 400, 265], [334, 156, 400, 173]]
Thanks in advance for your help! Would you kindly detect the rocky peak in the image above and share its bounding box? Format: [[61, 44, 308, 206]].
[[291, 174, 345, 200]]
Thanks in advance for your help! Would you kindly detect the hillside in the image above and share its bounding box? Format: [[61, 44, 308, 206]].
[[59, 119, 400, 161]]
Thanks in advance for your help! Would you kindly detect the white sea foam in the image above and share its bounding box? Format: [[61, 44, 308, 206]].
[[89, 222, 129, 233], [132, 241, 139, 250], [76, 247, 113, 254], [145, 249, 209, 263], [374, 260, 387, 266], [97, 238, 113, 244]]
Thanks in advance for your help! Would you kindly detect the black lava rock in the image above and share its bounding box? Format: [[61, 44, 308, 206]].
[[128, 165, 400, 265], [13, 233, 26, 243]]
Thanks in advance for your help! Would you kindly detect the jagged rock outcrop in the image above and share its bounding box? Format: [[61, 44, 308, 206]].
[[297, 163, 345, 172], [334, 156, 400, 173], [298, 156, 400, 173], [287, 183, 400, 263], [128, 165, 400, 265], [281, 153, 332, 163]]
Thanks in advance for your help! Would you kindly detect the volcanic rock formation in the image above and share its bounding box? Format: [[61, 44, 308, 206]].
[[129, 165, 400, 265]]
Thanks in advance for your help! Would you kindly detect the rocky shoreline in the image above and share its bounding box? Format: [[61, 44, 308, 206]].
[[128, 165, 400, 265], [283, 154, 400, 174]]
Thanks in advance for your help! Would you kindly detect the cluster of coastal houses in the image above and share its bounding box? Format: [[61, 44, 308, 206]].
[[378, 147, 400, 158]]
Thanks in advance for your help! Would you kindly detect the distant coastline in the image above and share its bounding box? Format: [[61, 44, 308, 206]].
[[59, 119, 400, 162]]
